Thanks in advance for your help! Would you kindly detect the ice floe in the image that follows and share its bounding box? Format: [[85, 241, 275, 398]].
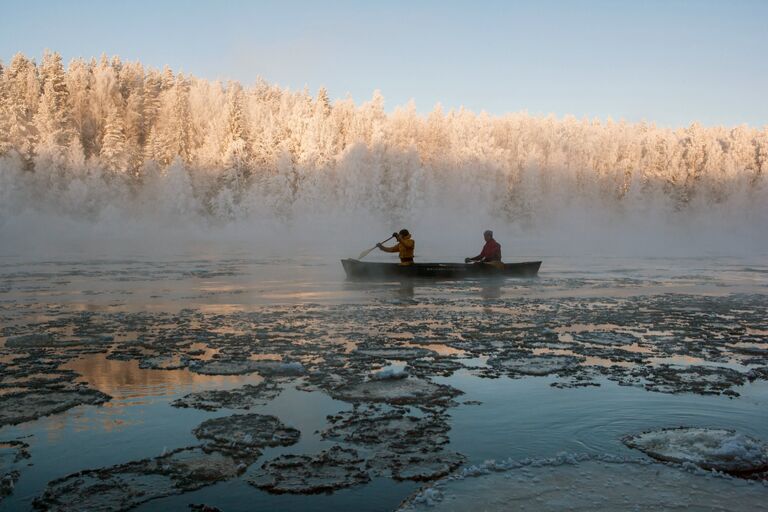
[[321, 404, 464, 481], [192, 413, 300, 458], [623, 427, 768, 474], [0, 387, 110, 427], [397, 454, 768, 511], [171, 381, 282, 411], [248, 445, 370, 494], [572, 331, 640, 346], [371, 366, 408, 380], [331, 377, 462, 406], [189, 359, 305, 377], [33, 447, 245, 511], [33, 412, 301, 510], [355, 347, 437, 361], [639, 364, 747, 396], [0, 440, 30, 504], [369, 450, 466, 482], [489, 354, 583, 376]]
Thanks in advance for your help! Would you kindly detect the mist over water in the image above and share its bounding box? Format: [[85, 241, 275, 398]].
[[1, 51, 766, 259]]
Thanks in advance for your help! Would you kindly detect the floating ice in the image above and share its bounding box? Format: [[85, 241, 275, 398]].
[[0, 471, 19, 504], [172, 381, 281, 411], [267, 361, 306, 376], [371, 366, 408, 380], [192, 413, 300, 457], [640, 365, 747, 396], [34, 412, 301, 509], [189, 504, 222, 512], [489, 354, 583, 376], [0, 388, 110, 427], [5, 333, 55, 348], [623, 427, 768, 474], [370, 450, 466, 481], [747, 366, 768, 382], [572, 331, 639, 346], [248, 445, 370, 494], [0, 441, 30, 466], [407, 358, 465, 377], [322, 405, 448, 447], [33, 447, 245, 511], [0, 440, 29, 504], [397, 455, 768, 512], [5, 333, 110, 350], [355, 347, 437, 361], [321, 404, 464, 481], [189, 359, 262, 375], [332, 377, 462, 406]]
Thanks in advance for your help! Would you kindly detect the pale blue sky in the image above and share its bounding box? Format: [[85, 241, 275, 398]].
[[1, 0, 766, 127]]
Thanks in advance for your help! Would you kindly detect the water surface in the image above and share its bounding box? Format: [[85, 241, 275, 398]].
[[1, 250, 767, 511]]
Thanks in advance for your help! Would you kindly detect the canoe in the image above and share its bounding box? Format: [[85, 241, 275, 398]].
[[341, 259, 541, 280]]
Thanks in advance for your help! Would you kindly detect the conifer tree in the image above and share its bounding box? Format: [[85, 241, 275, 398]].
[[66, 58, 93, 155], [315, 87, 331, 117], [5, 53, 39, 168], [0, 60, 9, 155], [119, 62, 146, 173], [171, 74, 192, 164], [34, 50, 74, 169], [142, 70, 162, 139], [100, 104, 128, 173]]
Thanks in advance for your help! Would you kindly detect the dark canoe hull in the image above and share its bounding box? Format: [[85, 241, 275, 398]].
[[341, 259, 541, 280]]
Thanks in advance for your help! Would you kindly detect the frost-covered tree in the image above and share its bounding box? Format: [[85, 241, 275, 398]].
[[117, 61, 146, 173], [209, 82, 253, 218], [3, 53, 39, 167], [0, 50, 765, 226], [34, 50, 75, 170], [88, 55, 122, 157], [315, 87, 331, 117], [0, 60, 9, 155], [166, 74, 193, 164], [142, 70, 162, 139], [100, 104, 128, 173], [66, 58, 97, 157], [223, 82, 248, 152]]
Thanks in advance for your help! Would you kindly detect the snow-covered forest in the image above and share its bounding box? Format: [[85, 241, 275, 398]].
[[0, 51, 766, 228]]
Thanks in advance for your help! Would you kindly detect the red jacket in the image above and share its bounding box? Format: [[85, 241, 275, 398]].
[[479, 239, 501, 261]]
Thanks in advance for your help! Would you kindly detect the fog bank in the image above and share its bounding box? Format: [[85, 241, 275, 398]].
[[1, 52, 766, 259]]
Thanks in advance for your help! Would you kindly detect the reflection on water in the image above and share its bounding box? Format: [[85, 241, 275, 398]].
[[477, 283, 502, 299], [407, 343, 468, 357], [64, 354, 262, 400], [1, 256, 767, 314]]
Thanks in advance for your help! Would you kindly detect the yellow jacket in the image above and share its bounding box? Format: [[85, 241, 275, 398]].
[[381, 235, 415, 265]]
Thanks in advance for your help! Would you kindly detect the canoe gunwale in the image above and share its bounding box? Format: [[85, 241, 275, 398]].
[[340, 259, 541, 280]]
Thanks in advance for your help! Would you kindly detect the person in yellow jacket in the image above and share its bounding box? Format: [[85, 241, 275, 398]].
[[377, 229, 415, 266]]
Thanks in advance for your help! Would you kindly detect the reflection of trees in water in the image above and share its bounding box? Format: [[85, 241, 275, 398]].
[[63, 354, 256, 399]]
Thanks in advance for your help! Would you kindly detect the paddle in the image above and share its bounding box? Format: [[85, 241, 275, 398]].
[[357, 235, 395, 260]]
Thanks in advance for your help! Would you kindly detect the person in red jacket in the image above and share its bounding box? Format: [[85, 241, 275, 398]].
[[465, 230, 503, 268]]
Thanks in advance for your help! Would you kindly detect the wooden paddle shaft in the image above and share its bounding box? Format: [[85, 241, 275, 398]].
[[357, 235, 395, 260]]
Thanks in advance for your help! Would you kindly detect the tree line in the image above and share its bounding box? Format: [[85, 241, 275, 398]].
[[0, 51, 765, 223]]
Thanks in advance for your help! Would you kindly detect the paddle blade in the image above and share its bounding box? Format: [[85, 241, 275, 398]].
[[357, 246, 376, 260]]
